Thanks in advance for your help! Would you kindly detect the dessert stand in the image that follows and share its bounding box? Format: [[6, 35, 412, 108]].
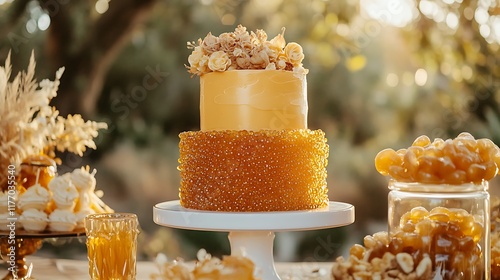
[[0, 230, 86, 279], [154, 200, 354, 280]]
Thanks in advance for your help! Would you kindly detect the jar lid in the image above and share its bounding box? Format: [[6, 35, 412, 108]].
[[388, 180, 489, 192], [21, 154, 57, 168]]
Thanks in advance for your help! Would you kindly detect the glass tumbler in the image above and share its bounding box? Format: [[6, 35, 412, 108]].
[[388, 180, 490, 280], [85, 213, 139, 280]]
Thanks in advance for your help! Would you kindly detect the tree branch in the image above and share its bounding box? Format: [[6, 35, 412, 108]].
[[80, 0, 155, 56], [39, 0, 74, 67], [52, 0, 157, 117]]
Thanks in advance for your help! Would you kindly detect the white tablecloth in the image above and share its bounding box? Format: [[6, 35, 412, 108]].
[[4, 257, 333, 279]]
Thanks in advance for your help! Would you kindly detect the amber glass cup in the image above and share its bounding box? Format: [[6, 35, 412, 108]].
[[85, 213, 139, 280]]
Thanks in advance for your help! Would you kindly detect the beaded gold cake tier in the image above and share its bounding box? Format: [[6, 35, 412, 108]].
[[178, 129, 329, 212]]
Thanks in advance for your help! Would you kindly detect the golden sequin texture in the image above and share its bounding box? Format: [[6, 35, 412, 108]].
[[178, 129, 329, 212]]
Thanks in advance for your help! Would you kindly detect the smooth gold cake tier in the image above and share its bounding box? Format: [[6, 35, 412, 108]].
[[200, 70, 307, 131], [178, 129, 329, 212]]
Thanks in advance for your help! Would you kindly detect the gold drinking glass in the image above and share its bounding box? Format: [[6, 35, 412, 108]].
[[85, 213, 139, 280]]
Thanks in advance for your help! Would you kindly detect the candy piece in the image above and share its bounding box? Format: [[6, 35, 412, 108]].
[[178, 129, 329, 211], [375, 133, 500, 184], [333, 206, 484, 279]]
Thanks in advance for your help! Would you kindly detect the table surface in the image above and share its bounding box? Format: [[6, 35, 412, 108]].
[[2, 257, 333, 279]]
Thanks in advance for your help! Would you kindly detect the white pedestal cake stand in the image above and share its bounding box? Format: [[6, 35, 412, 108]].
[[153, 200, 354, 280]]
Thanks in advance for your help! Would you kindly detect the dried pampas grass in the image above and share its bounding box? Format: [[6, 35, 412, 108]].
[[0, 51, 107, 188]]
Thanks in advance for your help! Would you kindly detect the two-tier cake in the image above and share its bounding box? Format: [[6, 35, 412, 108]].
[[179, 25, 329, 212]]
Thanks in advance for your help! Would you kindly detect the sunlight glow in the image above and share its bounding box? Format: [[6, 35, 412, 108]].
[[446, 12, 459, 30], [38, 14, 51, 31], [461, 65, 473, 80], [221, 13, 236, 25], [95, 0, 109, 14], [480, 24, 491, 38], [26, 19, 37, 34], [402, 72, 414, 86], [361, 0, 417, 27], [475, 1, 500, 43], [463, 7, 474, 20], [440, 62, 452, 75], [492, 16, 500, 42], [386, 73, 399, 87], [475, 7, 489, 24], [336, 24, 350, 37], [452, 68, 463, 82], [22, 1, 53, 33], [415, 68, 428, 86], [419, 0, 444, 21]]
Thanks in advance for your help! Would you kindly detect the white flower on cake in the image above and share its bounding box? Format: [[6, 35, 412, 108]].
[[188, 46, 207, 74], [284, 42, 305, 68], [234, 26, 252, 50], [208, 51, 231, 72], [186, 25, 308, 76], [268, 32, 286, 52], [18, 183, 50, 211], [234, 48, 251, 69], [201, 33, 220, 54], [265, 63, 276, 70], [19, 208, 48, 232], [249, 49, 270, 68], [276, 57, 287, 70], [219, 32, 236, 53]]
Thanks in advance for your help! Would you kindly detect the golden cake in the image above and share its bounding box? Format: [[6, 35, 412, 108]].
[[180, 25, 329, 212]]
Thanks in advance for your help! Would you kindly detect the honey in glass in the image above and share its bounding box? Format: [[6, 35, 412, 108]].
[[85, 213, 139, 280]]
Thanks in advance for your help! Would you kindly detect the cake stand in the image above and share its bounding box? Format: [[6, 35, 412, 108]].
[[0, 230, 86, 279], [153, 200, 354, 280]]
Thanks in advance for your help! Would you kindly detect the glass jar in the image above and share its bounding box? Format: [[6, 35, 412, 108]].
[[19, 154, 57, 189], [388, 180, 490, 280], [491, 196, 500, 279]]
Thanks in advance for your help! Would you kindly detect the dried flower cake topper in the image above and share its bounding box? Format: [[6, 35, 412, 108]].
[[186, 25, 308, 76]]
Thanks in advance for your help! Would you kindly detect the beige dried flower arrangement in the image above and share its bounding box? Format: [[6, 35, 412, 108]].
[[0, 52, 107, 187], [186, 25, 308, 76]]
